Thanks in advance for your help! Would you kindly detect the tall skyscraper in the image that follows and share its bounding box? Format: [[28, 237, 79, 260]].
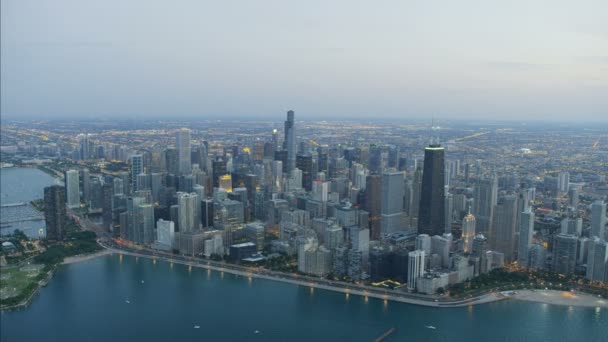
[[418, 144, 445, 236], [462, 211, 476, 254], [296, 153, 313, 191], [381, 171, 405, 235], [177, 128, 192, 175], [473, 176, 498, 235], [283, 110, 296, 173], [44, 185, 66, 240], [591, 200, 606, 239], [552, 234, 578, 275], [81, 168, 90, 204], [364, 174, 382, 240], [130, 154, 143, 192], [585, 238, 608, 283], [65, 169, 80, 209], [518, 207, 535, 268], [178, 192, 199, 233], [407, 250, 425, 290], [490, 195, 518, 262]]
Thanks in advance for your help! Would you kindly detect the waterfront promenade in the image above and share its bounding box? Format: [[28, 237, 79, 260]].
[[100, 242, 504, 308]]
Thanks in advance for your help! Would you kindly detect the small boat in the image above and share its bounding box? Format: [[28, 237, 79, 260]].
[[141, 280, 145, 284], [425, 325, 437, 330], [193, 325, 200, 329], [125, 300, 130, 304], [254, 330, 260, 334]]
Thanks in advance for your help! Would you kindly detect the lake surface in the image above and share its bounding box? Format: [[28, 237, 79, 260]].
[[0, 167, 58, 237], [2, 254, 607, 342]]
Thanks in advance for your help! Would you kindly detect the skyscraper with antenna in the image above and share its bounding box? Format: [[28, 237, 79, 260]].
[[418, 117, 445, 236]]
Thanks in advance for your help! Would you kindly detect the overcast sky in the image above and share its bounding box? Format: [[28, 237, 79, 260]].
[[1, 0, 607, 121]]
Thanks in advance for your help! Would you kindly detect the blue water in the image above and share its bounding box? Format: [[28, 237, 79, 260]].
[[2, 254, 607, 342], [0, 167, 57, 237]]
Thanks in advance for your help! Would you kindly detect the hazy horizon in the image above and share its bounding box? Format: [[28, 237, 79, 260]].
[[2, 0, 607, 122]]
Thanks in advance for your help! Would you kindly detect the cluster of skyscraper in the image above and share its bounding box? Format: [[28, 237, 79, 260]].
[[43, 111, 608, 292]]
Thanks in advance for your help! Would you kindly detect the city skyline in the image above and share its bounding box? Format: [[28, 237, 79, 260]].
[[2, 0, 607, 122]]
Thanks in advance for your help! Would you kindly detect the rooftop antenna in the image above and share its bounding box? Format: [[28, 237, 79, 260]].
[[431, 116, 441, 146]]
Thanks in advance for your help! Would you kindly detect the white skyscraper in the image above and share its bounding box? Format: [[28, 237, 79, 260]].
[[407, 250, 425, 290], [156, 219, 175, 250], [591, 200, 606, 239], [557, 172, 570, 193], [65, 169, 80, 208], [130, 154, 143, 192], [518, 207, 535, 268], [381, 171, 405, 235], [415, 234, 431, 256], [177, 128, 192, 175], [178, 192, 199, 232]]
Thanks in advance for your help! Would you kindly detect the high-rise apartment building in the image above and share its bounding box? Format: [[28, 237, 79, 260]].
[[65, 169, 80, 209], [177, 128, 192, 175], [44, 185, 66, 240]]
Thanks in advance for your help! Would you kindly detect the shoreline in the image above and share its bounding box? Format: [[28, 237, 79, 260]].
[[110, 247, 504, 308], [62, 249, 114, 265], [512, 289, 608, 308]]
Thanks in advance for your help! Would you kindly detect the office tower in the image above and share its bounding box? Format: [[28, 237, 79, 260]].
[[591, 200, 606, 239], [445, 192, 453, 233], [552, 234, 578, 275], [164, 148, 179, 175], [178, 192, 199, 233], [431, 235, 451, 269], [518, 207, 535, 267], [561, 217, 583, 236], [557, 172, 569, 193], [472, 234, 488, 258], [462, 212, 476, 254], [490, 195, 518, 262], [586, 238, 608, 283], [410, 167, 422, 226], [156, 219, 175, 251], [364, 174, 382, 240], [473, 176, 498, 235], [381, 171, 405, 235], [65, 169, 80, 208], [113, 177, 124, 196], [218, 174, 232, 192], [81, 168, 90, 204], [407, 250, 425, 290], [271, 160, 283, 192], [134, 203, 155, 245], [44, 185, 66, 240], [212, 158, 227, 188], [418, 144, 445, 236], [312, 180, 329, 202], [368, 145, 383, 174], [416, 234, 432, 256], [283, 110, 296, 173], [130, 154, 143, 191], [568, 186, 579, 207], [102, 183, 113, 229], [89, 177, 103, 210], [296, 153, 313, 191], [176, 128, 192, 175]]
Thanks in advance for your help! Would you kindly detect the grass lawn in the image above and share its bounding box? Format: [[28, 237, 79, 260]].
[[0, 263, 45, 300]]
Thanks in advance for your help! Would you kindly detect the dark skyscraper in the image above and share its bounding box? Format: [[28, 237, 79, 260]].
[[283, 110, 296, 173], [44, 185, 66, 240], [296, 153, 313, 191], [364, 174, 382, 240], [418, 144, 445, 236]]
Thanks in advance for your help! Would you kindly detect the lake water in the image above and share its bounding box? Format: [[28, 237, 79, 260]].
[[1, 254, 607, 342], [0, 167, 58, 237]]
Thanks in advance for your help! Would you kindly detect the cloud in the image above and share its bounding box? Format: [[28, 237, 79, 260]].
[[485, 61, 554, 71]]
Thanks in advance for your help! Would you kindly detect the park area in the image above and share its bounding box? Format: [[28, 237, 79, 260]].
[[0, 263, 46, 302]]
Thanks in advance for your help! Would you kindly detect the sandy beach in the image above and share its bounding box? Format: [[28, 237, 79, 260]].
[[512, 289, 608, 308], [62, 249, 114, 265]]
